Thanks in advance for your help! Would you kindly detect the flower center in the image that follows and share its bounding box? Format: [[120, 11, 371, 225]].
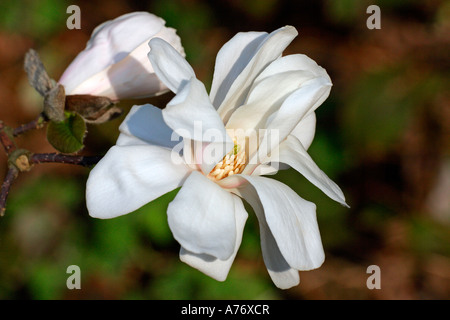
[[207, 140, 246, 181]]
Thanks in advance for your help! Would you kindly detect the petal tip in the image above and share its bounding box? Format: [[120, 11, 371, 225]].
[[282, 25, 298, 36]]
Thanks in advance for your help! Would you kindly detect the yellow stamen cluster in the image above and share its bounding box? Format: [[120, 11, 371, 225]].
[[208, 142, 246, 181]]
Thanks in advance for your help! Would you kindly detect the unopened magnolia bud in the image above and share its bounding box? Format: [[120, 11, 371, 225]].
[[24, 49, 53, 96], [43, 84, 66, 122], [59, 12, 185, 100]]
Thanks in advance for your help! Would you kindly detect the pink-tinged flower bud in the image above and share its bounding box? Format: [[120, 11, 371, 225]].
[[58, 12, 185, 100]]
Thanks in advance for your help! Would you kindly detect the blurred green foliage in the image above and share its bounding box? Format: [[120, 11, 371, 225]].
[[150, 0, 213, 66], [0, 0, 69, 39], [341, 66, 446, 159]]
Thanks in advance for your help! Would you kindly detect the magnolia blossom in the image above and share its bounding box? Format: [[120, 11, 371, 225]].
[[59, 12, 184, 100], [86, 26, 348, 289]]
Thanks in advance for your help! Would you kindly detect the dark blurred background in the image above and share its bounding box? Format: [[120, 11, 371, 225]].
[[0, 0, 448, 299]]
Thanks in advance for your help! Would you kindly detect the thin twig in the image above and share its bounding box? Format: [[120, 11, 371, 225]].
[[0, 121, 16, 155], [0, 167, 19, 216], [30, 153, 102, 167], [13, 114, 47, 137]]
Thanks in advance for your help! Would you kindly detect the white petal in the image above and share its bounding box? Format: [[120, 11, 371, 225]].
[[60, 12, 170, 95], [68, 41, 168, 99], [148, 37, 195, 94], [246, 70, 317, 106], [116, 104, 178, 149], [163, 78, 227, 140], [277, 135, 348, 206], [151, 24, 185, 59], [237, 183, 300, 289], [162, 78, 234, 173], [179, 194, 248, 281], [250, 164, 279, 176], [226, 54, 328, 133], [217, 26, 298, 123], [86, 145, 190, 219], [290, 111, 316, 151], [241, 175, 325, 271], [256, 77, 331, 158], [254, 54, 331, 84], [209, 31, 268, 109], [167, 171, 237, 260], [225, 69, 316, 131]]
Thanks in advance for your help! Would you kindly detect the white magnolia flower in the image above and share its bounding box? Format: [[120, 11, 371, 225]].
[[59, 12, 184, 100], [86, 26, 348, 289]]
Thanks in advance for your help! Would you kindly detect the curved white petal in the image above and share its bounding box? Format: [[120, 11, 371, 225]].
[[246, 70, 317, 106], [167, 171, 237, 260], [163, 78, 234, 173], [250, 164, 279, 176], [245, 112, 316, 173], [116, 104, 178, 149], [163, 78, 227, 140], [226, 54, 328, 133], [209, 31, 268, 109], [148, 37, 195, 94], [241, 175, 325, 271], [254, 54, 331, 84], [277, 135, 348, 206], [179, 194, 248, 281], [256, 77, 331, 158], [237, 182, 300, 289], [217, 26, 299, 123], [225, 70, 316, 131], [150, 24, 185, 59], [290, 111, 316, 151], [86, 145, 191, 219]]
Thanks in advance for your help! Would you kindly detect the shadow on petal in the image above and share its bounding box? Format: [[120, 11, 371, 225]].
[[123, 104, 178, 149], [106, 55, 166, 100]]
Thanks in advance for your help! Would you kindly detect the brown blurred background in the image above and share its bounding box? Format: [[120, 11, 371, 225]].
[[0, 0, 448, 299]]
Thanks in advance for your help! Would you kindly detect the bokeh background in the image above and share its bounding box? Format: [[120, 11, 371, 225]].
[[0, 0, 448, 299]]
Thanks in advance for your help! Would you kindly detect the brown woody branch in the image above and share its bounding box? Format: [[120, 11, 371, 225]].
[[12, 113, 47, 137], [30, 153, 102, 167], [0, 167, 18, 217], [0, 121, 17, 155]]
